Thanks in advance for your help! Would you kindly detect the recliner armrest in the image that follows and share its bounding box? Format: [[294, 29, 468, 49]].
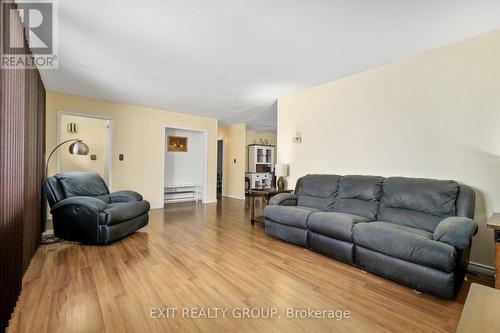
[[50, 196, 108, 243], [52, 196, 108, 212], [109, 190, 143, 203], [269, 193, 297, 206], [433, 217, 478, 249]]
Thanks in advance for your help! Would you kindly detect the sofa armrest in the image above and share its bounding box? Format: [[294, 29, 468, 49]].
[[269, 193, 297, 206], [433, 217, 478, 249], [109, 190, 143, 203]]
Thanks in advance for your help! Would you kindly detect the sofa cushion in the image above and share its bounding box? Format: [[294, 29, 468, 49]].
[[55, 172, 110, 203], [372, 221, 433, 238], [101, 201, 150, 226], [333, 175, 384, 220], [378, 177, 459, 232], [109, 190, 143, 203], [352, 221, 456, 272], [308, 212, 370, 242], [264, 205, 319, 229], [296, 174, 340, 211]]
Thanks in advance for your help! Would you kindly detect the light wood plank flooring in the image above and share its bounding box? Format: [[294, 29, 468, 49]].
[[8, 197, 491, 332]]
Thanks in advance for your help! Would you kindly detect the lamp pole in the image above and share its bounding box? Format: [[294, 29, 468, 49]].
[[43, 138, 88, 234], [45, 138, 84, 177]]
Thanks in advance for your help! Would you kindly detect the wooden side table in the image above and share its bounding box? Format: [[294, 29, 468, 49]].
[[456, 283, 500, 333], [487, 213, 500, 288], [249, 188, 293, 225]]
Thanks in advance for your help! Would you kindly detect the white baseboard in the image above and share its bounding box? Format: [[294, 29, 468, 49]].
[[203, 199, 217, 204], [222, 194, 245, 200], [151, 204, 165, 209], [164, 198, 199, 204], [468, 261, 495, 276]]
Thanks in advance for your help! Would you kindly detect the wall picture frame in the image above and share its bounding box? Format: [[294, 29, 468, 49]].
[[167, 136, 188, 152]]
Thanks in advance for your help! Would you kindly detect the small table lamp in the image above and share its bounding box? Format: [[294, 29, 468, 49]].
[[275, 163, 289, 191]]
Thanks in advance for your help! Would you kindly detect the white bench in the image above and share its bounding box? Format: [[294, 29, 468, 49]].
[[164, 184, 201, 203]]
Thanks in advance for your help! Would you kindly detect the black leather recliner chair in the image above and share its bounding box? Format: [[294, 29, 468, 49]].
[[43, 172, 150, 244]]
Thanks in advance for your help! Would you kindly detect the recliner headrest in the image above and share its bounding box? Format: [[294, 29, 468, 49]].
[[54, 172, 109, 198]]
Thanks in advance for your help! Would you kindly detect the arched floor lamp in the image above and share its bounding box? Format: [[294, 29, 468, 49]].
[[43, 139, 89, 235], [45, 138, 89, 177]]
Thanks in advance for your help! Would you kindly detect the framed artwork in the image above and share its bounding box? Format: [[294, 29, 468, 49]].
[[167, 136, 188, 152]]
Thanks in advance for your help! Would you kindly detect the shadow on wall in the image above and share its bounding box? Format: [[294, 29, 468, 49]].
[[451, 142, 500, 268], [471, 188, 492, 267]]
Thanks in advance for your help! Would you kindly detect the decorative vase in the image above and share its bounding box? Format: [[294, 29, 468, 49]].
[[277, 176, 286, 191]]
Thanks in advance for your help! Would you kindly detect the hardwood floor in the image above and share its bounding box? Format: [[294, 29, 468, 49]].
[[7, 197, 491, 332]]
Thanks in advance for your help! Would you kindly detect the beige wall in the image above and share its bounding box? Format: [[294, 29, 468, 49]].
[[246, 130, 277, 146], [59, 114, 108, 182], [46, 91, 218, 208], [277, 30, 500, 267], [219, 124, 247, 199]]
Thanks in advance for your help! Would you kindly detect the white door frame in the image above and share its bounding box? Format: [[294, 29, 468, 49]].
[[56, 111, 113, 190], [162, 125, 208, 203]]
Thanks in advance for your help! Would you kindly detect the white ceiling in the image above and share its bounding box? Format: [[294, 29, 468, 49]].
[[39, 0, 500, 131]]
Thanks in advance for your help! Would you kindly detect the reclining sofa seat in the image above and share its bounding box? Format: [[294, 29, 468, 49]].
[[44, 172, 150, 244], [264, 174, 477, 299], [264, 174, 339, 246]]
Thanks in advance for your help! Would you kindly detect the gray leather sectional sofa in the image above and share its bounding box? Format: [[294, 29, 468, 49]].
[[264, 174, 477, 298]]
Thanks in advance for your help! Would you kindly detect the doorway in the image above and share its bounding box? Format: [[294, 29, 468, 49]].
[[217, 139, 223, 196], [164, 127, 207, 204], [57, 113, 112, 187]]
